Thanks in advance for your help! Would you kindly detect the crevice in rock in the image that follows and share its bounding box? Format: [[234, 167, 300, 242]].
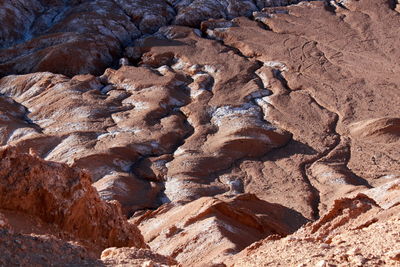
[[272, 71, 334, 219]]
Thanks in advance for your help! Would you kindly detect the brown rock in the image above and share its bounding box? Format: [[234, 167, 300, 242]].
[[132, 193, 307, 266], [0, 0, 399, 265], [0, 230, 101, 266], [0, 146, 146, 250], [101, 247, 178, 266], [227, 185, 400, 266], [387, 250, 400, 261], [0, 0, 140, 77], [0, 69, 192, 213], [207, 0, 400, 218]]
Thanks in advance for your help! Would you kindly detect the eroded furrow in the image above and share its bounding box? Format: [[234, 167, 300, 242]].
[[0, 0, 400, 265]]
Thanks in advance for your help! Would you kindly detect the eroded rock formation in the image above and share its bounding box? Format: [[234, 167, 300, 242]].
[[228, 179, 400, 266], [0, 0, 399, 266], [132, 193, 307, 265], [0, 146, 146, 251]]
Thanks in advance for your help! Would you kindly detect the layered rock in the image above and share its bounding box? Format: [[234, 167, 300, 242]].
[[0, 146, 145, 250], [0, 0, 141, 77], [0, 0, 315, 77], [205, 0, 400, 217], [0, 0, 398, 238], [0, 25, 293, 216], [132, 193, 307, 266], [0, 0, 399, 265], [131, 26, 294, 209], [0, 70, 193, 214]]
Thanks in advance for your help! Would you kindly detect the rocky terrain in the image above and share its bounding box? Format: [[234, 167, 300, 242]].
[[0, 0, 399, 266]]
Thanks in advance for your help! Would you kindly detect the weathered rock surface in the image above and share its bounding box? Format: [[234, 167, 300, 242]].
[[0, 146, 146, 251], [101, 247, 178, 266], [0, 0, 399, 266], [205, 0, 400, 217], [0, 26, 293, 216], [227, 179, 400, 266], [132, 193, 307, 265], [0, 228, 102, 266], [0, 0, 311, 77], [0, 211, 175, 266]]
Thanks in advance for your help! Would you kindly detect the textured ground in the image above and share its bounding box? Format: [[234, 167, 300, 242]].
[[228, 185, 400, 266], [0, 0, 399, 266]]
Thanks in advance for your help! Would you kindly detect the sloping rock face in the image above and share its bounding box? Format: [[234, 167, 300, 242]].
[[0, 27, 292, 217], [0, 225, 175, 267], [0, 0, 399, 266], [132, 193, 307, 265], [0, 146, 146, 250], [203, 0, 400, 216], [228, 179, 400, 266], [0, 0, 308, 77]]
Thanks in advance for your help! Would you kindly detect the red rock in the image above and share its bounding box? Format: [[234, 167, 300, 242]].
[[0, 0, 399, 265], [132, 193, 307, 266], [0, 146, 146, 250], [228, 187, 400, 266]]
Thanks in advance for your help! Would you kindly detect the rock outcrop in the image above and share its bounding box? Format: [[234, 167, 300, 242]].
[[0, 0, 399, 266], [132, 193, 307, 265], [0, 27, 293, 216], [205, 0, 400, 217], [228, 179, 400, 266], [0, 0, 312, 78], [0, 146, 146, 250]]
